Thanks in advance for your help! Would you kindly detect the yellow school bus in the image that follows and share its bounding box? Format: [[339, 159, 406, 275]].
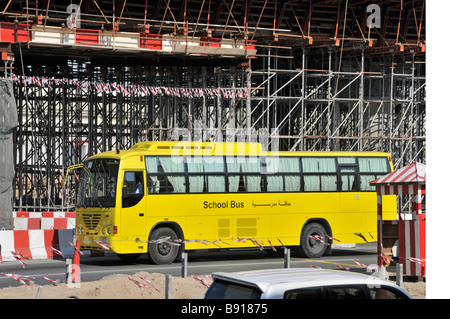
[[74, 141, 396, 264]]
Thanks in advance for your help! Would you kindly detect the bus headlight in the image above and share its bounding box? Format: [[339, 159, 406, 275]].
[[102, 228, 106, 235], [107, 227, 112, 235]]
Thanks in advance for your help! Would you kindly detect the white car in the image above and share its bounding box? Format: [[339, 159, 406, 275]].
[[204, 268, 412, 299]]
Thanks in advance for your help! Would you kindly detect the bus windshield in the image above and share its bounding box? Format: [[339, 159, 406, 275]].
[[76, 159, 120, 208]]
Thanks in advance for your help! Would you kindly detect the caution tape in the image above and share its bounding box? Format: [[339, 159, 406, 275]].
[[11, 251, 28, 268], [268, 239, 277, 251], [140, 277, 160, 292], [335, 264, 351, 271], [381, 253, 391, 266], [277, 238, 286, 248], [352, 260, 369, 269], [42, 275, 62, 285], [94, 241, 113, 251], [49, 246, 64, 257], [354, 233, 369, 243], [69, 242, 84, 255], [406, 257, 426, 264], [128, 276, 147, 290], [1, 273, 32, 290], [309, 235, 330, 246], [192, 275, 212, 288], [326, 235, 341, 242], [1, 273, 64, 288]]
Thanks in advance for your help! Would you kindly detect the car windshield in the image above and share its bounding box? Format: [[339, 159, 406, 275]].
[[76, 159, 120, 208], [204, 279, 262, 299]]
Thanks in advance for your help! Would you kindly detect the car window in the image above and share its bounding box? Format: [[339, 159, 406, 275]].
[[284, 287, 323, 299], [368, 286, 410, 299], [204, 279, 262, 299], [325, 285, 366, 299]]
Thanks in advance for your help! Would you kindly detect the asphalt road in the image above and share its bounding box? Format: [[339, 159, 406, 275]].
[[0, 243, 379, 289]]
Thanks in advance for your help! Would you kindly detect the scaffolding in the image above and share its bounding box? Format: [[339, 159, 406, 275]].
[[0, 0, 426, 211], [251, 46, 426, 166]]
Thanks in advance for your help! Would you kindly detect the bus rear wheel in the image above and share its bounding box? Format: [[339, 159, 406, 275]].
[[299, 222, 329, 258], [147, 227, 179, 265]]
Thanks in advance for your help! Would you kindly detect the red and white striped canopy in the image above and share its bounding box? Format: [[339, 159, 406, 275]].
[[370, 162, 426, 185]]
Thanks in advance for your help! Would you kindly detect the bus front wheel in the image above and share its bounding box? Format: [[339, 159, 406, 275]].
[[147, 227, 179, 265], [298, 222, 329, 258]]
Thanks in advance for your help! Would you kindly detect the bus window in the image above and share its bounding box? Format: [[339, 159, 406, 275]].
[[265, 157, 301, 192], [360, 175, 377, 191], [159, 157, 186, 193], [145, 156, 186, 193], [359, 158, 389, 173], [186, 156, 204, 193], [226, 157, 241, 192], [242, 157, 261, 192], [339, 167, 358, 191], [76, 159, 119, 208], [148, 175, 161, 193], [302, 157, 337, 192], [359, 157, 391, 191], [226, 157, 261, 193], [203, 156, 225, 193], [122, 171, 144, 208]]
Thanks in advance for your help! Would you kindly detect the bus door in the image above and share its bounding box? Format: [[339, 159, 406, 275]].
[[338, 164, 367, 237], [338, 165, 360, 209], [120, 171, 146, 240]]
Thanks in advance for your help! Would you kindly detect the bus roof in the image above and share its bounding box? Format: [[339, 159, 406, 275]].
[[86, 141, 391, 161]]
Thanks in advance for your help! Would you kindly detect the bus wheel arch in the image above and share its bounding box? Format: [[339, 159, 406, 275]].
[[147, 222, 185, 264], [298, 218, 333, 258]]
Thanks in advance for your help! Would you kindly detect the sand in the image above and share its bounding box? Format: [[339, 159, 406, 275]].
[[0, 271, 425, 299], [0, 272, 209, 299]]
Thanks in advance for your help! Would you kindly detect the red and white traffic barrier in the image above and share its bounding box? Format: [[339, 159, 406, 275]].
[[41, 217, 76, 230], [13, 211, 76, 230], [42, 212, 76, 218], [0, 229, 74, 262], [13, 211, 75, 218], [13, 218, 41, 230], [13, 212, 42, 218]]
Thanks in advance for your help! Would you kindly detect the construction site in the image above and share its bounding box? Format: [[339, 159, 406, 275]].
[[0, 0, 425, 220]]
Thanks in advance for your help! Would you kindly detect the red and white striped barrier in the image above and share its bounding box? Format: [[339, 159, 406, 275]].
[[0, 229, 74, 262], [13, 212, 42, 218], [13, 218, 41, 230], [41, 217, 76, 230], [13, 212, 75, 230], [42, 212, 76, 218]]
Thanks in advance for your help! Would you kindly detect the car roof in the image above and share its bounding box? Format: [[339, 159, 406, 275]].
[[211, 268, 409, 297]]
